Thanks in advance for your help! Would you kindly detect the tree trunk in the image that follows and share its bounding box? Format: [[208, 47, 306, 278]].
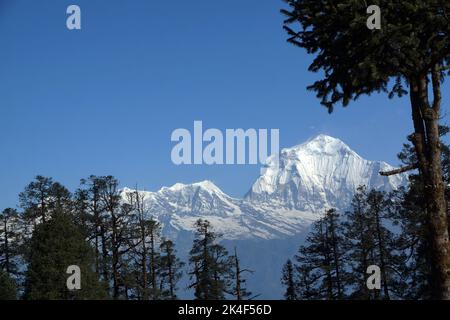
[[329, 212, 343, 299], [234, 249, 242, 300], [373, 203, 390, 300], [3, 218, 10, 275], [100, 224, 109, 285], [165, 245, 175, 300], [150, 229, 157, 299], [409, 73, 450, 300]]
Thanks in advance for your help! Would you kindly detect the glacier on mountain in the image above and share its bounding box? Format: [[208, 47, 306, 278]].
[[122, 134, 408, 241], [120, 134, 408, 299]]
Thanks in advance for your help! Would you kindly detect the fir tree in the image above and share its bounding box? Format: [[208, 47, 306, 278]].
[[365, 190, 395, 299], [343, 187, 399, 299], [281, 259, 297, 300], [0, 269, 17, 300], [126, 188, 152, 299], [147, 219, 162, 299], [387, 132, 450, 298], [282, 0, 450, 299], [0, 208, 21, 277], [189, 219, 232, 300], [78, 176, 109, 282], [19, 176, 70, 225], [159, 239, 184, 300], [342, 186, 375, 300], [24, 211, 107, 300], [294, 209, 346, 299], [99, 176, 136, 299]]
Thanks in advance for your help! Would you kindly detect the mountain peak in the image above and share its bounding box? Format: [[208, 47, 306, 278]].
[[161, 180, 224, 194], [192, 180, 223, 192], [308, 134, 346, 145], [246, 134, 407, 211], [290, 134, 354, 156]]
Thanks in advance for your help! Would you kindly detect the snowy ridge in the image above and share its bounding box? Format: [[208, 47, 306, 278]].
[[122, 135, 408, 240]]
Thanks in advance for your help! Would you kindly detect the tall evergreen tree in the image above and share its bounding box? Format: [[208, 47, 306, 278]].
[[99, 176, 136, 299], [78, 176, 109, 282], [126, 188, 151, 299], [159, 239, 184, 300], [343, 187, 399, 299], [294, 209, 346, 299], [387, 132, 450, 298], [0, 208, 21, 277], [146, 219, 161, 299], [19, 176, 69, 224], [24, 211, 107, 300], [342, 186, 374, 299], [388, 184, 431, 299], [189, 219, 232, 300], [281, 259, 297, 300], [365, 190, 396, 299], [282, 0, 450, 299], [0, 269, 17, 300]]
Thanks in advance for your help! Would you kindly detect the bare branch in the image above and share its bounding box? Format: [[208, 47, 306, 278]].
[[379, 164, 418, 176]]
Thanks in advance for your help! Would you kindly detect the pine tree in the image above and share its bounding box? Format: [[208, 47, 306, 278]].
[[281, 259, 297, 300], [78, 176, 109, 282], [24, 211, 107, 300], [159, 239, 184, 300], [189, 219, 232, 300], [294, 209, 346, 299], [366, 190, 395, 300], [343, 187, 399, 299], [0, 208, 21, 277], [98, 176, 137, 299], [296, 263, 317, 299], [388, 184, 431, 299], [19, 176, 70, 225], [0, 269, 17, 300], [125, 188, 151, 299], [147, 219, 161, 299], [387, 132, 450, 298], [282, 0, 450, 299], [342, 186, 375, 299]]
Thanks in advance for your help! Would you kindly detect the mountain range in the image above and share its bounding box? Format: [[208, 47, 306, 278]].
[[121, 134, 408, 298]]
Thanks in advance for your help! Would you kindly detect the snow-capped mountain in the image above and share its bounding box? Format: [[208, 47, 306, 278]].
[[122, 134, 408, 241], [246, 134, 407, 212], [121, 134, 408, 299], [121, 181, 316, 241]]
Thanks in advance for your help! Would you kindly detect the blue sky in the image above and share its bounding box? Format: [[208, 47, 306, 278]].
[[1, 0, 449, 209]]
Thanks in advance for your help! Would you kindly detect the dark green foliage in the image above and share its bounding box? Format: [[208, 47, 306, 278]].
[[24, 211, 107, 300], [284, 187, 408, 300], [282, 0, 450, 112], [0, 208, 22, 277], [343, 187, 399, 299], [159, 239, 184, 300], [76, 175, 110, 284], [292, 209, 347, 299], [0, 269, 17, 300], [189, 219, 233, 300], [282, 0, 450, 299], [19, 176, 71, 224], [2, 175, 192, 300], [281, 259, 297, 300], [388, 130, 450, 299]]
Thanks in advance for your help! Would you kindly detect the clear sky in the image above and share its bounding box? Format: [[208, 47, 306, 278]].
[[1, 0, 449, 210]]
